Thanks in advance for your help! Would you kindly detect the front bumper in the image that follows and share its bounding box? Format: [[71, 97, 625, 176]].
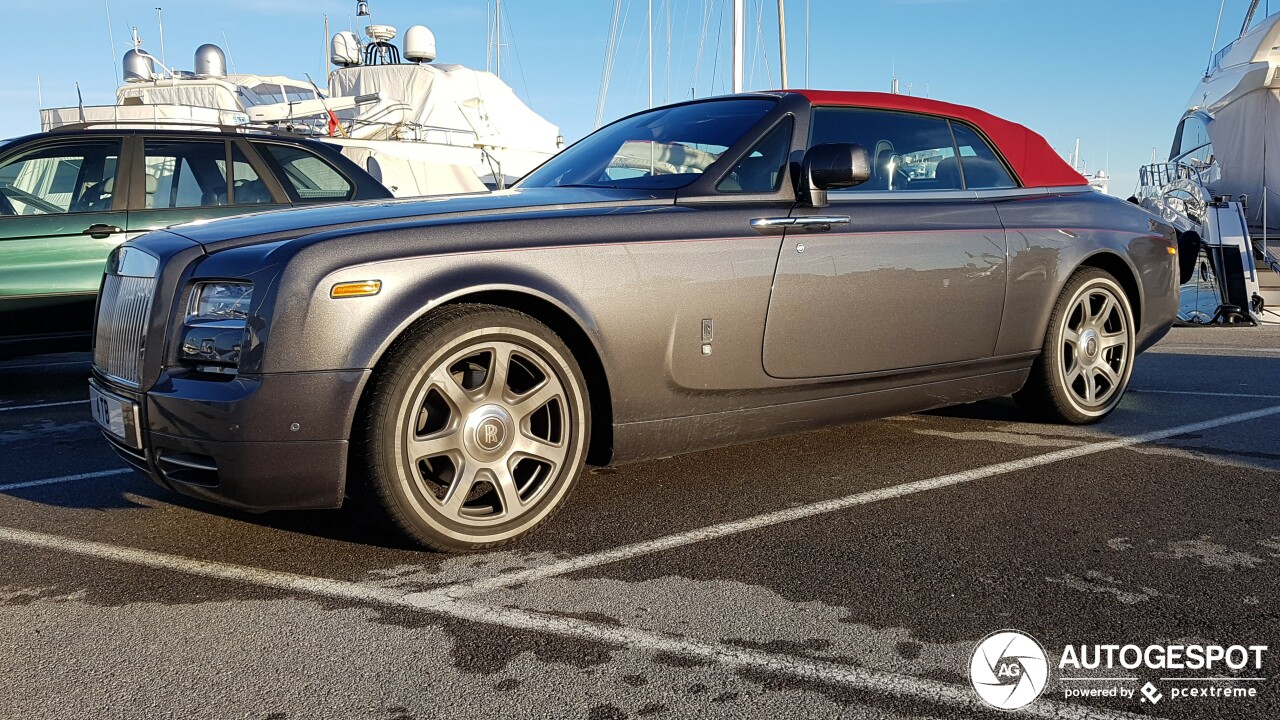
[[96, 368, 370, 511]]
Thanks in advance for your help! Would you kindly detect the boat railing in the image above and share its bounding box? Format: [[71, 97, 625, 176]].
[[1139, 161, 1214, 192]]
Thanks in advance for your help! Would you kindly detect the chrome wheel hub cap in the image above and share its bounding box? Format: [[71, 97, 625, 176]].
[[464, 404, 514, 461], [1079, 328, 1100, 362]]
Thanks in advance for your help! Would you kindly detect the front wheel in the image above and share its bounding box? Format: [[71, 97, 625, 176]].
[[363, 305, 590, 552], [1014, 268, 1135, 424]]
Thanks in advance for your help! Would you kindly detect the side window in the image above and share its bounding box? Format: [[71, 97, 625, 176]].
[[0, 140, 121, 215], [950, 122, 1017, 189], [218, 145, 274, 205], [810, 108, 962, 191], [144, 140, 230, 209], [718, 117, 794, 193], [256, 144, 353, 202], [1173, 116, 1211, 160]]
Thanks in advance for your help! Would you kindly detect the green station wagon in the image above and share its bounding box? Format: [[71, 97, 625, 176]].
[[0, 128, 391, 356]]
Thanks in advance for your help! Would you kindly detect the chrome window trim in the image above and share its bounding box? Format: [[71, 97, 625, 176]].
[[827, 186, 1094, 202]]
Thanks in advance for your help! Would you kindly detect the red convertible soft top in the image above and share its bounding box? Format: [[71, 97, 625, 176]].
[[788, 90, 1087, 189]]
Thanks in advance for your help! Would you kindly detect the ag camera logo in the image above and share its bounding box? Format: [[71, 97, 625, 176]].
[[970, 630, 1050, 710]]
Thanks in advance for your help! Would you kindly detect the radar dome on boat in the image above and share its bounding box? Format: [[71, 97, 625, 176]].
[[365, 24, 396, 43], [194, 44, 227, 78], [404, 25, 436, 63], [331, 31, 362, 67], [123, 48, 157, 82]]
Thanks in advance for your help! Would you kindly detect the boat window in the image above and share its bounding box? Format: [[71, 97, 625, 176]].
[[283, 86, 316, 103], [810, 108, 963, 192], [518, 98, 777, 190], [949, 122, 1017, 189], [0, 140, 121, 216], [144, 140, 231, 208], [246, 84, 285, 104], [256, 143, 354, 202], [718, 116, 793, 193], [1171, 116, 1211, 161]]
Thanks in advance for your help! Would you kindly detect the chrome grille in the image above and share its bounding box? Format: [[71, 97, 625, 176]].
[[93, 274, 156, 387]]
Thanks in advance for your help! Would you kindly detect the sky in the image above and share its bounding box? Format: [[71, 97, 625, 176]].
[[0, 0, 1265, 196]]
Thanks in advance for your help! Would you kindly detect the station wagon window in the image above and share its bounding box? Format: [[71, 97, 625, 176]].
[[811, 108, 963, 192], [950, 122, 1017, 189], [219, 145, 274, 205], [257, 144, 353, 201], [518, 98, 776, 190], [718, 117, 793, 193], [0, 140, 120, 215], [145, 140, 232, 208]]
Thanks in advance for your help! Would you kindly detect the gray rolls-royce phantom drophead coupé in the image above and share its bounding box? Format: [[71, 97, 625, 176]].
[[90, 90, 1180, 551]]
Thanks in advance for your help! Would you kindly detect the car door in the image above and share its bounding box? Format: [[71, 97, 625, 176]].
[[763, 107, 1010, 379], [125, 136, 288, 238], [0, 136, 128, 339]]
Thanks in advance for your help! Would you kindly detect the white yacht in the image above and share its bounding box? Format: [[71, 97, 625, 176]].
[[40, 16, 562, 197], [1138, 0, 1280, 324]]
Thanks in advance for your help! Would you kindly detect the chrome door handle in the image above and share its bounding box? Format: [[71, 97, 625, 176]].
[[750, 216, 849, 235], [83, 224, 123, 239], [792, 216, 850, 228]]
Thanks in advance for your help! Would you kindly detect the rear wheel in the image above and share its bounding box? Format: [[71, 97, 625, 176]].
[[1014, 268, 1135, 424], [363, 305, 590, 552]]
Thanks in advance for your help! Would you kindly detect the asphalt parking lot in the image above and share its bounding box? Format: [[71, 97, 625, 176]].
[[1, 327, 1278, 720]]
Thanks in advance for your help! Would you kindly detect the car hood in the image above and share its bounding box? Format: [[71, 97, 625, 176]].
[[162, 186, 672, 251]]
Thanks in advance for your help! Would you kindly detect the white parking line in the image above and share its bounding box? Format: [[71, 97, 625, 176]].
[[0, 468, 133, 492], [0, 359, 91, 371], [438, 404, 1280, 599], [0, 399, 88, 413], [1133, 389, 1280, 400], [0, 525, 1143, 720], [1151, 345, 1280, 355]]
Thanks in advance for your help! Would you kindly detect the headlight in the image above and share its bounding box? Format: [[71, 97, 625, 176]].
[[180, 282, 253, 373], [188, 282, 253, 321]]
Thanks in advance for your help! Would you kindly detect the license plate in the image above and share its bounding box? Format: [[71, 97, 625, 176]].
[[89, 381, 141, 449]]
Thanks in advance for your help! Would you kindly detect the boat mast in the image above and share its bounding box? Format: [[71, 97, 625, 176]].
[[732, 0, 744, 92], [777, 0, 788, 89], [495, 0, 502, 80], [648, 0, 653, 107]]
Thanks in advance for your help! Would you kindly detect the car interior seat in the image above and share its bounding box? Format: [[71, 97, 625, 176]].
[[74, 176, 113, 212], [872, 141, 896, 190], [957, 156, 1004, 189], [934, 156, 963, 189]]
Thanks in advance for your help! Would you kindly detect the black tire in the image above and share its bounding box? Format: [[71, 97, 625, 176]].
[[362, 304, 590, 552], [1176, 231, 1200, 285], [1014, 268, 1136, 424]]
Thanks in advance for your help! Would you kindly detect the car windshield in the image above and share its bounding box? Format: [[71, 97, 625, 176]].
[[518, 98, 776, 190]]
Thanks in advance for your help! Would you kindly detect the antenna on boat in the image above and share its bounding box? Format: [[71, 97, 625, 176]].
[[104, 0, 119, 85], [154, 7, 166, 70], [1207, 0, 1228, 77], [222, 31, 237, 74], [36, 75, 42, 113]]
